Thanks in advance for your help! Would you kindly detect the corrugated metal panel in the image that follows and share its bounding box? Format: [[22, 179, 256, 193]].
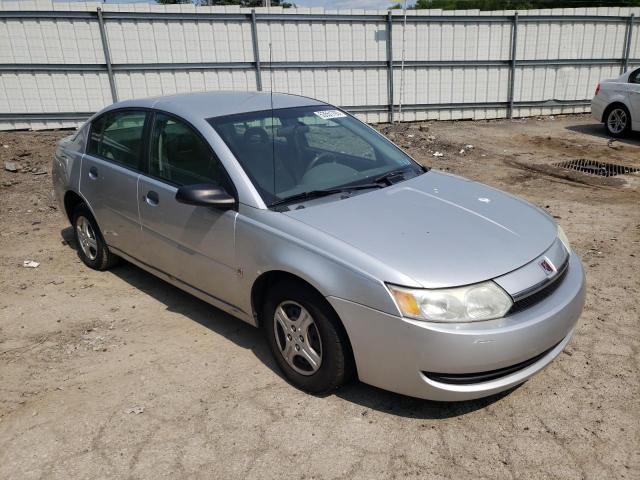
[[115, 69, 257, 100], [0, 72, 111, 112], [0, 19, 103, 63], [263, 68, 387, 108], [517, 19, 627, 60], [256, 17, 387, 63], [397, 19, 512, 62], [106, 20, 254, 64]]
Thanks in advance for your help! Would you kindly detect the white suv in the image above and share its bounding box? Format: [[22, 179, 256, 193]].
[[591, 67, 640, 137]]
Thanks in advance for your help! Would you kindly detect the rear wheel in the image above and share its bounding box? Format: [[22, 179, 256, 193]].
[[605, 105, 631, 137], [72, 204, 118, 270], [263, 280, 354, 394]]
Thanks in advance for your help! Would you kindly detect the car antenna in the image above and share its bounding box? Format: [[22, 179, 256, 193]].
[[269, 42, 276, 198]]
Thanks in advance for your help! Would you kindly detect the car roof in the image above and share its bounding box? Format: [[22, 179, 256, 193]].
[[103, 91, 328, 123]]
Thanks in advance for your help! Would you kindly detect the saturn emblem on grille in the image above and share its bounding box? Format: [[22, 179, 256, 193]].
[[539, 257, 557, 277]]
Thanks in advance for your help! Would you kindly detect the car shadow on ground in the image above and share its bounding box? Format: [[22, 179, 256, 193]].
[[60, 227, 271, 363], [61, 226, 514, 419], [565, 123, 640, 146]]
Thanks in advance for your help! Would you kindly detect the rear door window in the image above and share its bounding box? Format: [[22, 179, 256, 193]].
[[87, 110, 147, 169]]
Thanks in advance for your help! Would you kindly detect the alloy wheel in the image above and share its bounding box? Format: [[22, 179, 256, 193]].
[[273, 301, 323, 376], [76, 216, 98, 261], [607, 108, 628, 134]]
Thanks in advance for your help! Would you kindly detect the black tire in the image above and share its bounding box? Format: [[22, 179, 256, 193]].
[[263, 280, 355, 394], [72, 204, 118, 271], [604, 104, 632, 137]]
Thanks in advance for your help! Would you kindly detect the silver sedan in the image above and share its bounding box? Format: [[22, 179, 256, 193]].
[[52, 92, 586, 401]]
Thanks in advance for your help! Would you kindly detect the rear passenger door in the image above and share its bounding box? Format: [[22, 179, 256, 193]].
[[80, 109, 148, 257], [137, 112, 240, 308], [628, 68, 640, 129]]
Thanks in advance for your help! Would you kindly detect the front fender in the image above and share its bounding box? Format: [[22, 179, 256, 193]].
[[235, 208, 402, 320]]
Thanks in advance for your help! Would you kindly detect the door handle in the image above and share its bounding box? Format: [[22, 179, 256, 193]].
[[88, 166, 98, 180], [145, 190, 159, 206]]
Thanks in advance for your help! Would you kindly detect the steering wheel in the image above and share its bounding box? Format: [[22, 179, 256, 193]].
[[243, 126, 269, 145], [306, 152, 338, 173]]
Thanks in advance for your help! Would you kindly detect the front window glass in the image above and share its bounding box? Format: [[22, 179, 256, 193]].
[[150, 113, 227, 187], [209, 106, 423, 206]]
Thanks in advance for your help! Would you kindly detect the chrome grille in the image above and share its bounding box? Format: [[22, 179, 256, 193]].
[[508, 258, 569, 314]]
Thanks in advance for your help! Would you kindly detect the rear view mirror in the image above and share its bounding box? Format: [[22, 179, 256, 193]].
[[175, 184, 237, 210]]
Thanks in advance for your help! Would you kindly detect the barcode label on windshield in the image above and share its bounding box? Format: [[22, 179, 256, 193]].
[[314, 110, 347, 120]]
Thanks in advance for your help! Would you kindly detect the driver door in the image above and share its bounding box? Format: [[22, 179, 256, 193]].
[[137, 112, 241, 309]]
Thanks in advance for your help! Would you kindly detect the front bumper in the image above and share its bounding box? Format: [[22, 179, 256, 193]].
[[328, 252, 586, 401]]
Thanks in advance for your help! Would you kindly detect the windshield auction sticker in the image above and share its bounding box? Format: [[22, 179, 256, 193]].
[[313, 110, 347, 120]]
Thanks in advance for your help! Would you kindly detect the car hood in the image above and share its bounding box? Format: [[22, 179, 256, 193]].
[[284, 170, 557, 288]]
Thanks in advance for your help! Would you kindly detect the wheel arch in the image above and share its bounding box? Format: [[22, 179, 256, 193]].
[[63, 190, 84, 223], [63, 189, 97, 224], [251, 269, 357, 376], [602, 101, 630, 123], [251, 270, 328, 328]]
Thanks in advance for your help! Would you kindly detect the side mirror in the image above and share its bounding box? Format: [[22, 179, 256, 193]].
[[175, 184, 237, 210]]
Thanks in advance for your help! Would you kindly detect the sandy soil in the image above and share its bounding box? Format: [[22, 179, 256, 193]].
[[1, 115, 639, 480]]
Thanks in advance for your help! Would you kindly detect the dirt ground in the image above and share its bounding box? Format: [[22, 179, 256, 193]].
[[1, 115, 639, 480]]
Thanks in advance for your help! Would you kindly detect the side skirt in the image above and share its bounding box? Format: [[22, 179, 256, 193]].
[[109, 246, 257, 327]]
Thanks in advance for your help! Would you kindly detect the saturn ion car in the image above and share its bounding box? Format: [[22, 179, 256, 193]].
[[592, 66, 640, 137], [52, 92, 586, 401]]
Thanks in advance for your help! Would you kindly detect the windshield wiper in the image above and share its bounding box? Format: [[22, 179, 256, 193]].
[[375, 169, 410, 185], [373, 165, 430, 186], [270, 183, 382, 208]]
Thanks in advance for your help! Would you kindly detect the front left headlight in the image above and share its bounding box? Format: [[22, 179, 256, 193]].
[[387, 281, 513, 323]]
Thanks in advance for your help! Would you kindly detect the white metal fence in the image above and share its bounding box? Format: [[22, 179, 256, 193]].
[[1, 1, 639, 130]]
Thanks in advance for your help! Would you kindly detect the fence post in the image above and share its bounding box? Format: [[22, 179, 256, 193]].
[[96, 8, 118, 103], [507, 12, 518, 119], [622, 13, 635, 74], [387, 11, 394, 123], [250, 9, 263, 91]]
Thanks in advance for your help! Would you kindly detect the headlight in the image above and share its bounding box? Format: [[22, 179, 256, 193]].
[[557, 224, 571, 252], [387, 281, 513, 323]]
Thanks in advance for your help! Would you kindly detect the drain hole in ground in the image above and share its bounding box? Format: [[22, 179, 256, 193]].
[[553, 159, 640, 177]]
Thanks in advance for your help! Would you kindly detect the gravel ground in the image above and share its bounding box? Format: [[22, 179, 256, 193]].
[[1, 114, 639, 480]]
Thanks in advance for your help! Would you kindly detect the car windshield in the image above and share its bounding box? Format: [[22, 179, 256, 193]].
[[208, 106, 424, 206]]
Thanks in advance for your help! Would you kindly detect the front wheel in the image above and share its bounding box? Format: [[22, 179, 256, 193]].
[[605, 105, 631, 137], [263, 281, 355, 394]]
